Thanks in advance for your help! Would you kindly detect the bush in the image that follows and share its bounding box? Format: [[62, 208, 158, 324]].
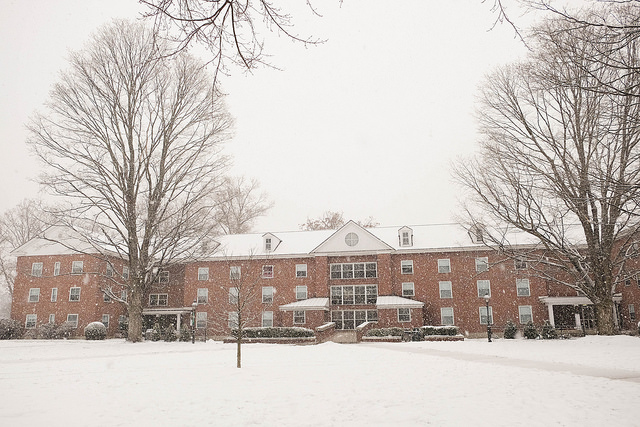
[[0, 319, 24, 340], [232, 327, 314, 338], [84, 322, 107, 340], [38, 323, 66, 339], [58, 321, 77, 339], [523, 321, 539, 339], [118, 317, 128, 339], [420, 325, 459, 337], [541, 320, 558, 339], [164, 324, 178, 342], [179, 324, 191, 342], [364, 327, 405, 337], [150, 323, 162, 341], [503, 320, 517, 339]]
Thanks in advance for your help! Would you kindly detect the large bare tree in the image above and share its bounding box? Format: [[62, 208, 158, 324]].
[[454, 16, 640, 335], [28, 21, 232, 342], [213, 176, 273, 234]]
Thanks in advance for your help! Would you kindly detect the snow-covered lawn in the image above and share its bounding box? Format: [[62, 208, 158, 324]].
[[1, 336, 639, 426]]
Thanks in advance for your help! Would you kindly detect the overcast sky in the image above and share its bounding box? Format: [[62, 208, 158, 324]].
[[0, 0, 535, 232]]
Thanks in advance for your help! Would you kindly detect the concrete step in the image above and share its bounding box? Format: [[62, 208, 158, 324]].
[[330, 330, 358, 344]]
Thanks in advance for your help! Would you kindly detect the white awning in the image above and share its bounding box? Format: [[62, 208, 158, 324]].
[[279, 298, 330, 311], [142, 307, 195, 316], [376, 296, 424, 309], [538, 294, 622, 306]]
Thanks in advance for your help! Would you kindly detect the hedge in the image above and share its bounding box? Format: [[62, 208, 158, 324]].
[[231, 327, 314, 338]]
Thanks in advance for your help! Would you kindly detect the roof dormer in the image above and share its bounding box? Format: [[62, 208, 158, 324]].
[[398, 226, 413, 247], [469, 223, 485, 244], [262, 233, 281, 252]]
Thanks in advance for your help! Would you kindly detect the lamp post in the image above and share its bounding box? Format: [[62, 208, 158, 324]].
[[484, 294, 492, 342], [191, 300, 197, 344]]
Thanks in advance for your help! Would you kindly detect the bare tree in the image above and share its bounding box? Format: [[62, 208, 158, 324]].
[[300, 211, 379, 231], [213, 176, 273, 234], [27, 21, 232, 342], [454, 16, 640, 334]]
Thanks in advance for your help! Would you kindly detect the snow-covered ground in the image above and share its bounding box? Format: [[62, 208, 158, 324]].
[[1, 336, 639, 426]]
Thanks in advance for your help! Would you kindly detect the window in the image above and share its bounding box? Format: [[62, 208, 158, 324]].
[[228, 311, 239, 329], [515, 257, 527, 270], [66, 314, 78, 328], [399, 228, 413, 247], [121, 290, 127, 302], [518, 305, 533, 324], [345, 232, 359, 247], [196, 312, 207, 329], [265, 237, 272, 251], [475, 257, 489, 272], [51, 288, 58, 302], [262, 311, 274, 327], [438, 259, 451, 273], [69, 287, 81, 302], [441, 307, 454, 325], [295, 285, 307, 300], [629, 304, 636, 321], [401, 260, 414, 275], [230, 266, 241, 280], [197, 288, 208, 304], [31, 262, 43, 277], [294, 310, 306, 324], [330, 262, 377, 279], [477, 280, 491, 298], [53, 262, 60, 276], [398, 308, 411, 322], [516, 279, 530, 297], [103, 292, 111, 302], [71, 261, 83, 274], [49, 314, 55, 324], [479, 306, 493, 325], [262, 286, 274, 303], [157, 270, 169, 284], [122, 266, 129, 280], [262, 265, 274, 279], [102, 314, 110, 329], [28, 288, 40, 302], [439, 281, 453, 299], [229, 287, 239, 304], [25, 314, 37, 328], [118, 315, 127, 329], [296, 264, 307, 278], [331, 310, 378, 330], [198, 267, 209, 281], [402, 282, 415, 297], [330, 285, 377, 305], [106, 264, 114, 277], [149, 293, 168, 306]]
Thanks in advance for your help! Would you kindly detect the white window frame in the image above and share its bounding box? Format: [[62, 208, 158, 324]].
[[262, 286, 274, 303], [157, 270, 169, 284], [515, 258, 527, 270], [25, 314, 37, 328], [262, 311, 274, 327], [71, 261, 83, 275], [439, 281, 453, 299], [196, 312, 207, 329], [479, 306, 493, 325], [262, 265, 274, 279], [330, 262, 377, 279], [149, 293, 168, 306], [69, 287, 81, 302], [229, 287, 239, 305], [475, 257, 489, 273], [121, 289, 127, 302], [197, 288, 208, 304], [198, 267, 209, 281], [629, 304, 636, 321], [265, 237, 272, 252], [48, 314, 55, 324], [401, 260, 414, 275], [440, 307, 454, 326], [106, 263, 114, 277], [53, 262, 60, 276], [398, 308, 411, 322], [102, 314, 110, 329], [438, 259, 451, 273], [103, 292, 111, 302], [66, 314, 79, 328], [402, 282, 415, 297], [51, 288, 58, 302], [28, 288, 40, 302], [230, 266, 241, 280], [330, 285, 378, 305], [294, 310, 306, 324], [228, 311, 239, 329], [400, 230, 412, 247], [295, 264, 307, 278], [31, 262, 43, 277], [477, 280, 491, 298], [516, 279, 531, 297], [518, 305, 533, 324], [122, 266, 129, 280], [295, 285, 308, 300]]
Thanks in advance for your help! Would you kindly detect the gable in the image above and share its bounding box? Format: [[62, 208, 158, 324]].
[[311, 221, 394, 254]]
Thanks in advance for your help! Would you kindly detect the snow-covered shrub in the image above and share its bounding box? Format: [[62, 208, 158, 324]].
[[523, 321, 539, 339], [365, 328, 404, 337], [58, 321, 77, 339], [84, 322, 107, 340], [38, 323, 65, 339], [118, 317, 128, 339], [232, 327, 314, 338], [420, 325, 459, 336], [541, 320, 558, 339], [0, 319, 24, 340], [151, 323, 162, 341], [503, 320, 517, 339], [179, 324, 191, 342], [164, 324, 177, 342]]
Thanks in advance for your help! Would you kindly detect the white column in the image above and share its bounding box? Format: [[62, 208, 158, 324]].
[[547, 304, 555, 327], [574, 312, 581, 330], [176, 314, 181, 334]]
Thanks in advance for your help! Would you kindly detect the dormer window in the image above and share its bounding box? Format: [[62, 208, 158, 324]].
[[263, 233, 280, 252], [265, 237, 272, 251], [398, 227, 413, 247], [470, 224, 484, 244]]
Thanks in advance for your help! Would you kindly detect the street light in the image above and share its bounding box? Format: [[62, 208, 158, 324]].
[[484, 294, 492, 342], [191, 300, 198, 344]]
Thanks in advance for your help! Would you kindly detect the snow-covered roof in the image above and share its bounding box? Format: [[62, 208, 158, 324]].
[[376, 296, 425, 309], [279, 298, 330, 311], [11, 225, 100, 257]]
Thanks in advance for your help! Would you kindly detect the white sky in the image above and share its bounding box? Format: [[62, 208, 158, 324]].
[[0, 0, 536, 232]]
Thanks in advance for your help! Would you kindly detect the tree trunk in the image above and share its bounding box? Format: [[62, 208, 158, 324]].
[[594, 299, 616, 335], [236, 336, 242, 368], [127, 289, 144, 342]]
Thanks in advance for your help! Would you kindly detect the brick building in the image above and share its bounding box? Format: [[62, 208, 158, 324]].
[[10, 222, 640, 338]]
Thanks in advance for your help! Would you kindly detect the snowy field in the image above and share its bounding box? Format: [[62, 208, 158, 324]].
[[1, 336, 639, 427]]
